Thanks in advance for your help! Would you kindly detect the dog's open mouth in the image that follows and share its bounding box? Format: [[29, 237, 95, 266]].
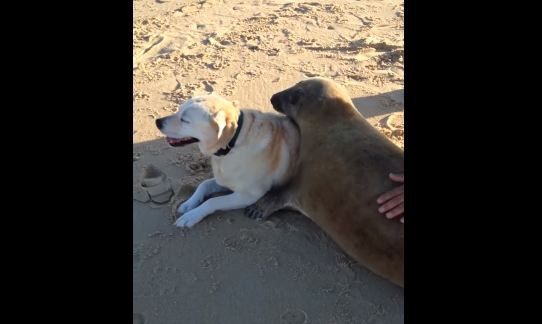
[[166, 137, 199, 147]]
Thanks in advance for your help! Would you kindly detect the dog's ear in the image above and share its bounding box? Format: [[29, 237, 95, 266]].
[[212, 109, 237, 149], [211, 110, 227, 139]]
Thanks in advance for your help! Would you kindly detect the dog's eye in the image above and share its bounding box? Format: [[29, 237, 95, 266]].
[[180, 118, 190, 124]]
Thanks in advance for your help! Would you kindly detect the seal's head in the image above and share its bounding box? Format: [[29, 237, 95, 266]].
[[270, 77, 355, 121]]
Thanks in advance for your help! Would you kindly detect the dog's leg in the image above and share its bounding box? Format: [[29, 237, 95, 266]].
[[245, 187, 289, 220], [175, 192, 261, 228], [178, 178, 229, 214]]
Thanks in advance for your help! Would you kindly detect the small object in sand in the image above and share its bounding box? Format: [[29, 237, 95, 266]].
[[147, 231, 163, 238], [246, 39, 260, 50], [178, 4, 199, 14], [205, 37, 221, 47], [267, 48, 280, 56], [138, 164, 174, 204]]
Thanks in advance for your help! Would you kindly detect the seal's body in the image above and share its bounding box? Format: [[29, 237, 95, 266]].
[[246, 78, 404, 287]]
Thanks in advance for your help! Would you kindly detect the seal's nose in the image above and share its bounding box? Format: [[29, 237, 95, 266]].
[[270, 94, 281, 112]]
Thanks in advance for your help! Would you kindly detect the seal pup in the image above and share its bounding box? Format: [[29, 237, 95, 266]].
[[246, 78, 404, 287]]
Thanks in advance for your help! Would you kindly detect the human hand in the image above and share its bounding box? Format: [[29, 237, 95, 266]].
[[377, 173, 404, 223]]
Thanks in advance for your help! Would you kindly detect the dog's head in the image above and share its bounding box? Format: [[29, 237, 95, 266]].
[[270, 77, 354, 121], [155, 94, 240, 155]]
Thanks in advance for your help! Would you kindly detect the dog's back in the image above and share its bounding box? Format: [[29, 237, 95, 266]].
[[212, 109, 299, 195]]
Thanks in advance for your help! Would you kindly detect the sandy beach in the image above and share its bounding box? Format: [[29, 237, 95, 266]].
[[133, 0, 404, 323]]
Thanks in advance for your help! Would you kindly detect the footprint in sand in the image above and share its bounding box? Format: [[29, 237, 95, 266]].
[[133, 35, 176, 68], [280, 309, 307, 324], [170, 183, 197, 221]]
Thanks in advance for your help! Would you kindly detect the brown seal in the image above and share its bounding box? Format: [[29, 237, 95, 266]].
[[246, 78, 404, 287]]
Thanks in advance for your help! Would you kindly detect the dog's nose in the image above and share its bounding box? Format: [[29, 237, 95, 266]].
[[155, 118, 163, 129]]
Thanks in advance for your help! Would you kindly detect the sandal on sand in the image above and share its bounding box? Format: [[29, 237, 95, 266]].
[[137, 164, 174, 204]]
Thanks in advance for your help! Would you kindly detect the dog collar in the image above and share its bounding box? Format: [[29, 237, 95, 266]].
[[214, 111, 244, 156]]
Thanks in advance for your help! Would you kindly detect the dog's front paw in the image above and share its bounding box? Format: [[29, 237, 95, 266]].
[[174, 209, 206, 228], [178, 198, 202, 214]]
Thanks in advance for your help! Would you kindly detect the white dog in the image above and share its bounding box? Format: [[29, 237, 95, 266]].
[[156, 94, 299, 228]]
